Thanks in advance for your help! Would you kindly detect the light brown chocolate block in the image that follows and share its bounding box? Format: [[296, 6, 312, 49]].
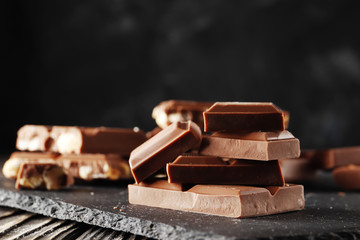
[[16, 125, 52, 152], [15, 162, 74, 190], [129, 121, 202, 183], [199, 131, 300, 161], [313, 146, 360, 169], [128, 181, 304, 218], [203, 102, 286, 132], [2, 152, 59, 179], [167, 155, 284, 186], [333, 165, 360, 190], [58, 154, 131, 181], [152, 100, 213, 129]]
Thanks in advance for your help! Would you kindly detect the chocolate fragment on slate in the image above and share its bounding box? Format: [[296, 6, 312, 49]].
[[152, 100, 213, 130], [312, 146, 360, 169], [129, 121, 202, 183], [167, 155, 284, 186], [15, 125, 147, 155], [58, 154, 131, 181], [203, 102, 286, 132], [128, 181, 304, 218], [199, 131, 300, 161], [2, 152, 60, 179], [333, 165, 360, 190], [15, 162, 74, 190]]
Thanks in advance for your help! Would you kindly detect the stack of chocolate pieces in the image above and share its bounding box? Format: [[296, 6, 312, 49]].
[[129, 101, 305, 218], [2, 125, 147, 190]]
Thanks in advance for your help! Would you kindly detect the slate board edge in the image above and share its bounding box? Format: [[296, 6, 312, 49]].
[[0, 188, 229, 240]]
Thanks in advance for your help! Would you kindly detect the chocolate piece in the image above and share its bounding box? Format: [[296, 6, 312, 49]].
[[152, 100, 213, 129], [15, 125, 147, 155], [199, 132, 300, 160], [279, 157, 317, 183], [313, 146, 360, 169], [52, 126, 147, 155], [129, 121, 202, 183], [16, 125, 52, 152], [203, 102, 285, 132], [167, 155, 284, 186], [139, 180, 188, 191], [58, 154, 131, 181], [333, 165, 360, 190], [128, 181, 304, 218], [15, 163, 74, 190], [2, 152, 59, 179]]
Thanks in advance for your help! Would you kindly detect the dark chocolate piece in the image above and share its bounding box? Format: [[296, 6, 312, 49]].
[[58, 154, 131, 181], [333, 165, 360, 190], [128, 181, 304, 218], [167, 155, 284, 186], [279, 157, 317, 183], [199, 132, 300, 160], [129, 121, 202, 183], [203, 102, 285, 132], [152, 100, 213, 129], [15, 162, 74, 190]]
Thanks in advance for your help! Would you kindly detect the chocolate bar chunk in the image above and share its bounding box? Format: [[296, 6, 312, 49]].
[[333, 165, 360, 190], [129, 121, 202, 183], [203, 102, 285, 132], [313, 146, 360, 169], [152, 100, 213, 129], [199, 131, 300, 160], [16, 125, 147, 155], [128, 181, 304, 218], [167, 155, 284, 186], [2, 152, 59, 179], [279, 157, 317, 183], [15, 162, 74, 190], [16, 125, 52, 152], [58, 154, 131, 181]]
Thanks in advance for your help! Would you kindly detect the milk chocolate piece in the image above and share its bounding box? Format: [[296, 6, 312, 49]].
[[152, 100, 213, 129], [128, 181, 304, 218], [58, 154, 131, 181], [129, 121, 202, 183], [203, 102, 285, 132], [16, 125, 147, 155], [199, 132, 300, 160], [313, 146, 360, 169], [15, 162, 74, 190], [333, 165, 360, 190], [16, 125, 52, 151], [167, 155, 284, 186], [2, 152, 59, 179], [52, 126, 147, 155], [279, 157, 317, 183]]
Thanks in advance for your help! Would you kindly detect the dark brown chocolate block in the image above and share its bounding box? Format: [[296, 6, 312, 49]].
[[128, 180, 304, 218], [16, 125, 147, 156], [333, 165, 360, 190], [167, 155, 284, 186], [312, 146, 360, 169], [152, 100, 213, 129], [58, 154, 132, 181], [279, 157, 317, 183], [203, 102, 285, 132], [199, 131, 300, 160], [15, 162, 74, 190], [129, 121, 202, 183]]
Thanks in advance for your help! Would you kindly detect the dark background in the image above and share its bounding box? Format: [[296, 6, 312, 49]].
[[2, 0, 360, 154]]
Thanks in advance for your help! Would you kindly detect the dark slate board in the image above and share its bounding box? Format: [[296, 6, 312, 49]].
[[1, 157, 360, 240]]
